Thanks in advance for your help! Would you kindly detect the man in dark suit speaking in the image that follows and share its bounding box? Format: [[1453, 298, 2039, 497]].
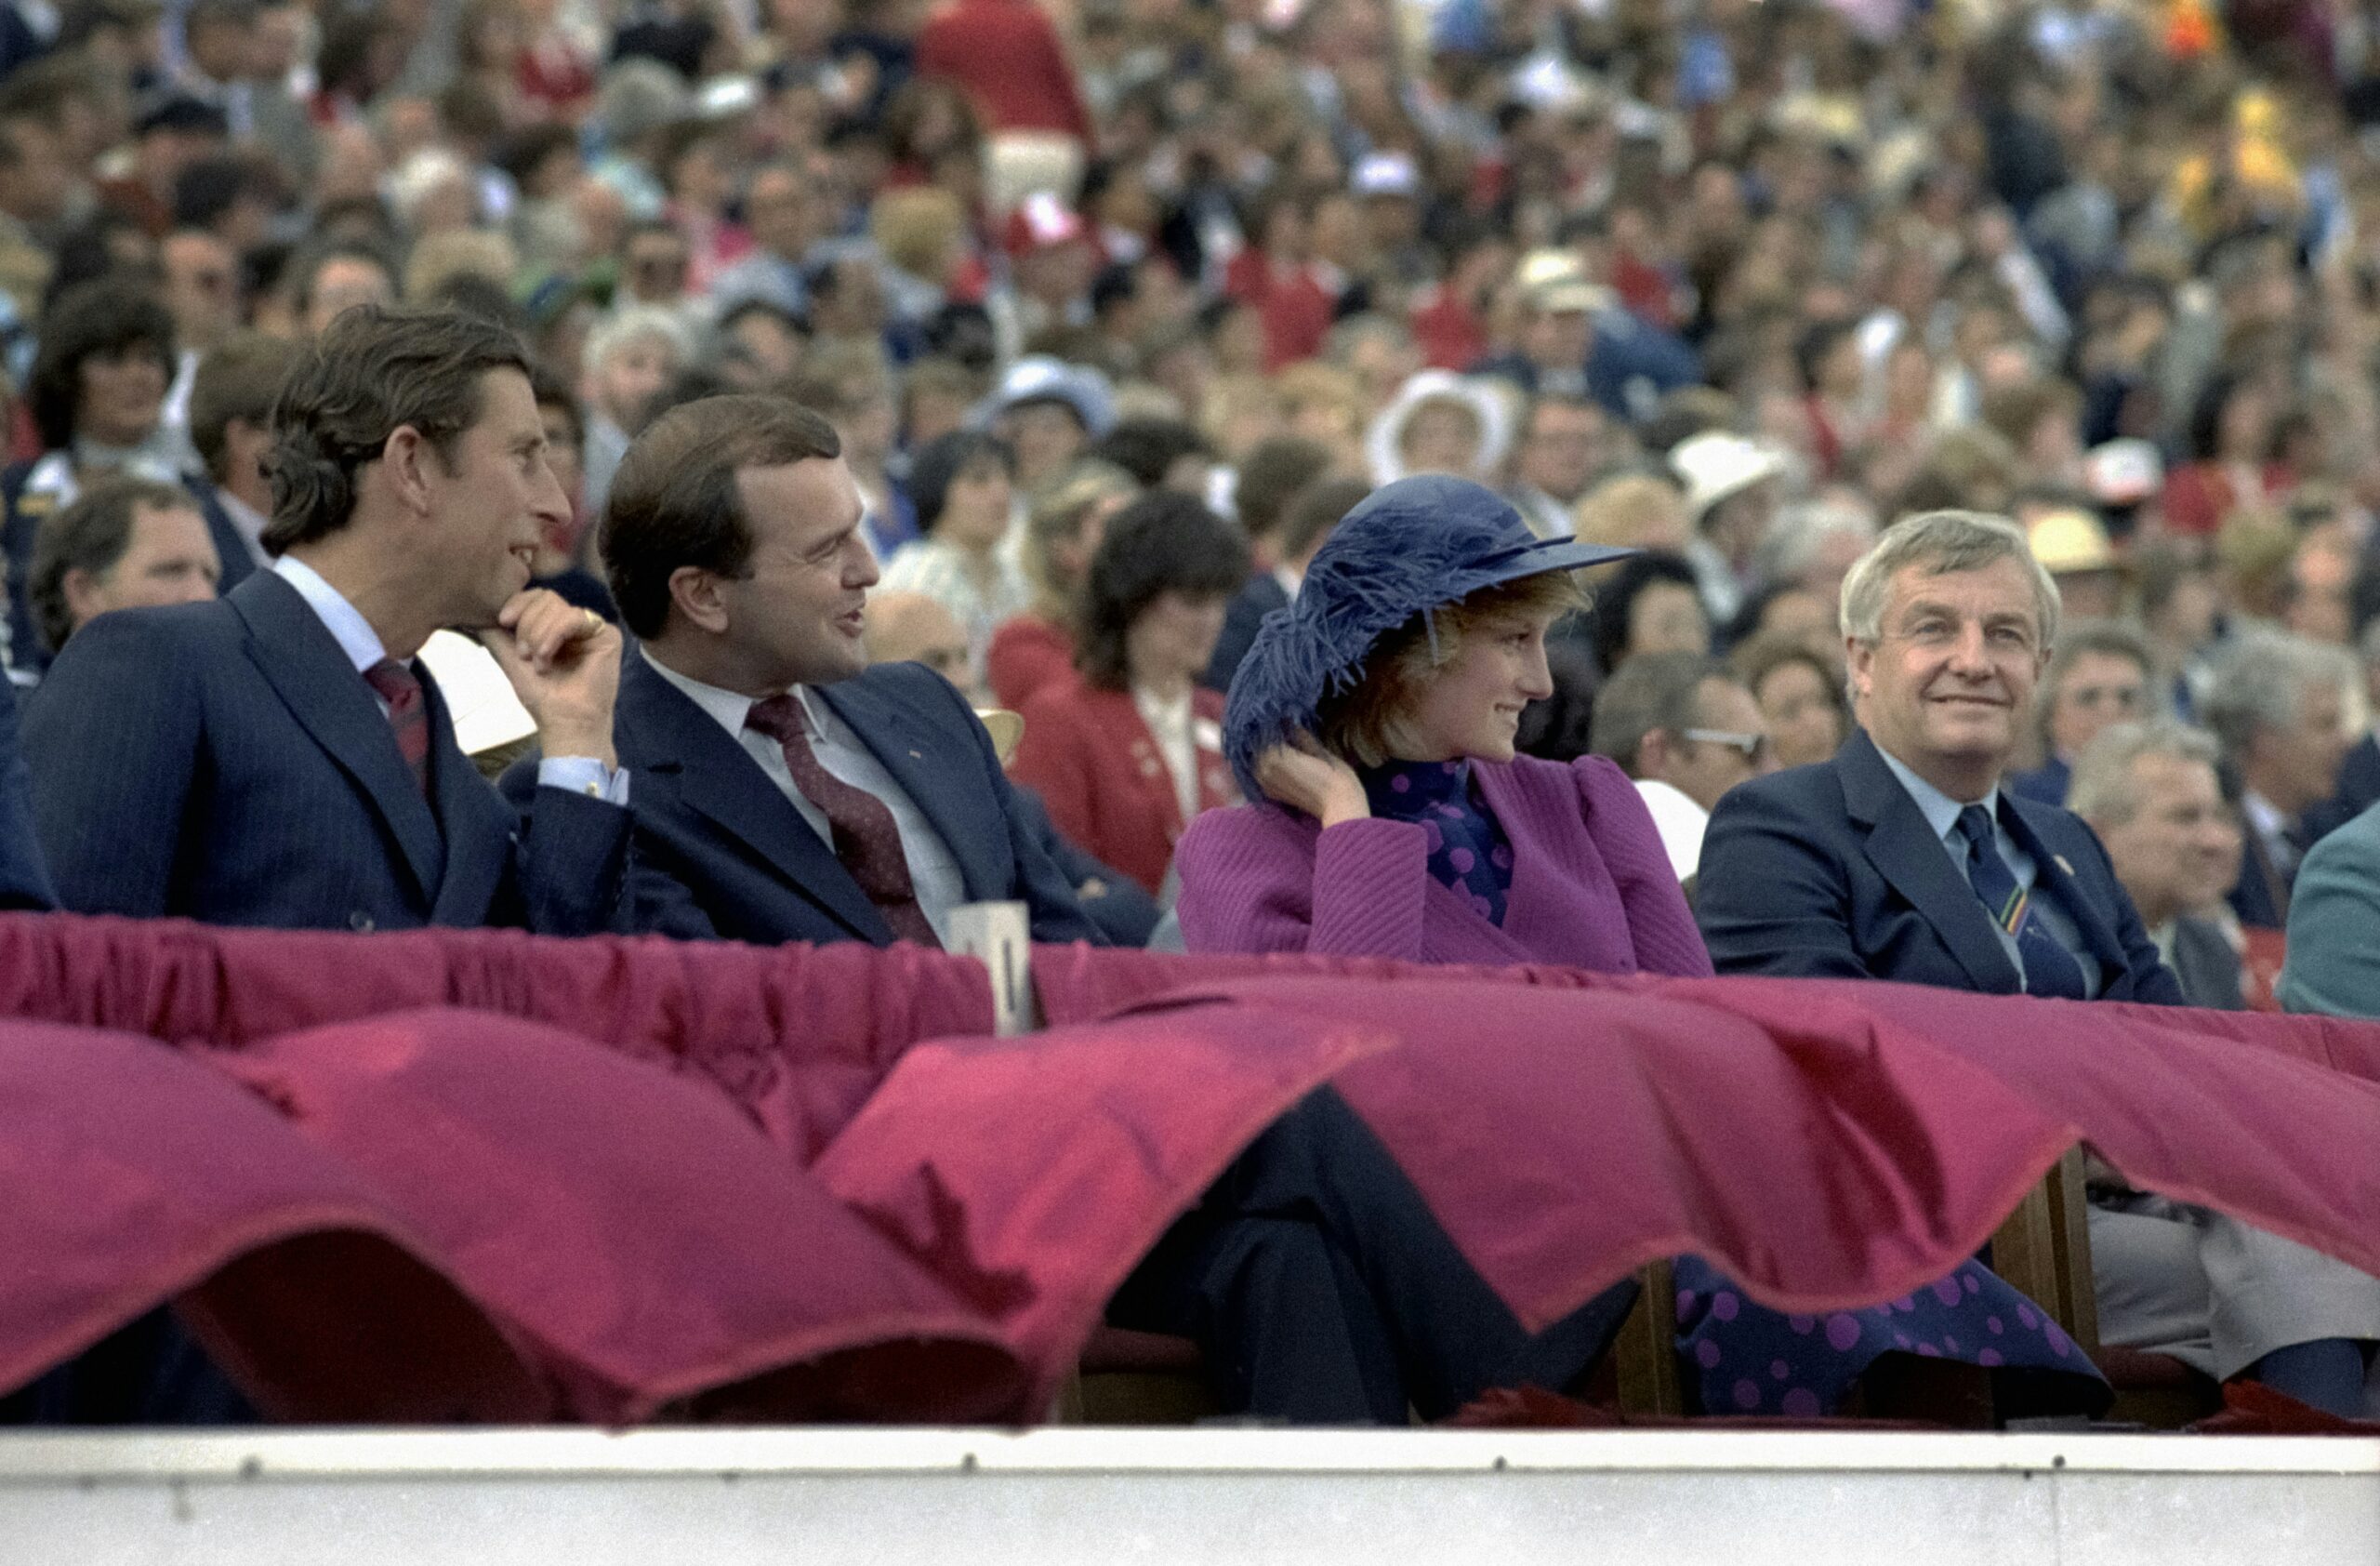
[[25, 305, 631, 936], [1698, 508, 2179, 1003], [598, 393, 1100, 946]]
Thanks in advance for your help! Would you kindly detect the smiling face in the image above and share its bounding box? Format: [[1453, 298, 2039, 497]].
[[2091, 750, 2241, 927], [1850, 554, 2048, 799], [716, 456, 879, 690], [75, 343, 170, 446], [1390, 604, 1562, 764], [418, 367, 570, 629]]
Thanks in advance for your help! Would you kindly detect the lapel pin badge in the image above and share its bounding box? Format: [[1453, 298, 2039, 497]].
[[2054, 855, 2075, 876]]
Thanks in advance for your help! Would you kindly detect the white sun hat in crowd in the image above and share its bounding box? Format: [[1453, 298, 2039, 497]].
[[1669, 431, 1790, 522]]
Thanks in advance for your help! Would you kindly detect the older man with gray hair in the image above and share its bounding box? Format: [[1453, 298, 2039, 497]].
[[2197, 630, 2357, 931], [1699, 508, 2179, 1002], [2069, 716, 2380, 1416]]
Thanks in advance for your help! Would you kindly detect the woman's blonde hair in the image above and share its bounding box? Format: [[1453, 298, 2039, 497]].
[[1317, 572, 1590, 767]]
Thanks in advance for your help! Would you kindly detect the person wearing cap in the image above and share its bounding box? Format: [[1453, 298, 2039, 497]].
[[2007, 622, 2156, 805], [1348, 152, 1431, 293], [2022, 501, 2122, 620], [1175, 472, 1704, 974], [1668, 430, 1788, 628], [980, 353, 1114, 489], [1363, 369, 1510, 487], [1000, 192, 1100, 346], [1471, 250, 1602, 403]]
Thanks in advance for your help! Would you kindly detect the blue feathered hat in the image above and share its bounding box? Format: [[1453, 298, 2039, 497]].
[[1223, 475, 1635, 799]]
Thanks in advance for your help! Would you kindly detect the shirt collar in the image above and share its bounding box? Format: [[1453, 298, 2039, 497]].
[[271, 554, 388, 675], [641, 646, 826, 743], [1874, 741, 2000, 845]]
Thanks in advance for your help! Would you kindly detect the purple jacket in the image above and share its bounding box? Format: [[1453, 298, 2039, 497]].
[[1176, 753, 1713, 976]]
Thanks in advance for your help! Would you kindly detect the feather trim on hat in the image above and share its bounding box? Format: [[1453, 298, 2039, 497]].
[[1223, 475, 1553, 800]]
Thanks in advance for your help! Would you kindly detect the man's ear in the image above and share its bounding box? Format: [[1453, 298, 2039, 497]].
[[1846, 635, 1873, 704], [60, 564, 104, 630], [666, 564, 730, 635], [379, 424, 436, 517]]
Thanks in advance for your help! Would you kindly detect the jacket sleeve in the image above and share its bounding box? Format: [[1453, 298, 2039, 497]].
[[1695, 775, 1874, 979], [1007, 691, 1100, 858], [510, 784, 634, 936], [23, 611, 201, 917], [2278, 822, 2380, 1018], [1176, 806, 1435, 960], [2078, 826, 2185, 1005], [1572, 756, 1712, 977], [919, 664, 1104, 946], [500, 750, 728, 942], [0, 675, 52, 909]]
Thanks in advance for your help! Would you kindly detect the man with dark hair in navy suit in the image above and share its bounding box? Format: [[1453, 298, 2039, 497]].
[[1699, 511, 2376, 1416], [24, 305, 632, 937], [597, 394, 1634, 1423]]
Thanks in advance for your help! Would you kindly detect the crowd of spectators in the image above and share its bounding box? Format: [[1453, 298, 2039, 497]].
[[3, 0, 2380, 1424]]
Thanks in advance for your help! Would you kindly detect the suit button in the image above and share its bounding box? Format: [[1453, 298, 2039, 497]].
[[349, 911, 376, 933]]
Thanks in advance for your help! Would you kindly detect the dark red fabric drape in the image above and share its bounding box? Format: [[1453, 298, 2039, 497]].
[[8, 915, 2380, 1424], [1036, 953, 2380, 1334]]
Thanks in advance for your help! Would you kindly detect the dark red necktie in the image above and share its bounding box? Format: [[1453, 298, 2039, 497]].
[[746, 694, 941, 948], [363, 657, 430, 797]]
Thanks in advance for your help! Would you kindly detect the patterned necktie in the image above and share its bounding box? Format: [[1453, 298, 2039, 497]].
[[746, 694, 941, 948], [1954, 803, 2087, 999], [362, 658, 430, 798]]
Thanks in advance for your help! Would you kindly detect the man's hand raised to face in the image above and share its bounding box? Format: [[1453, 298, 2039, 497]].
[[482, 589, 621, 766]]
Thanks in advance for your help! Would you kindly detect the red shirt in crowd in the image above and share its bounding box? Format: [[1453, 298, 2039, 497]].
[[1223, 250, 1335, 371], [914, 0, 1093, 141]]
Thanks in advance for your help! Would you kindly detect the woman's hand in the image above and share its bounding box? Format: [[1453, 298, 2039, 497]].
[[1253, 735, 1369, 827]]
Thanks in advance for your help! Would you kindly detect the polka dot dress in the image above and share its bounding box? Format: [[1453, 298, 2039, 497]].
[[1669, 1254, 2105, 1416], [1362, 759, 1515, 925]]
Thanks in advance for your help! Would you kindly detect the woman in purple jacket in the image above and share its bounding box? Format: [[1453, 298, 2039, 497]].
[[1178, 474, 1703, 973], [1180, 475, 2107, 1421]]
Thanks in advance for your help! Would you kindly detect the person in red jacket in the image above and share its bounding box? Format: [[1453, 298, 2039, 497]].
[[1011, 491, 1246, 895], [913, 0, 1092, 143]]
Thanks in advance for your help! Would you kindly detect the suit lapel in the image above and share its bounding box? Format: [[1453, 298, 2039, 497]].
[[623, 654, 887, 942], [1839, 730, 2020, 993], [815, 676, 998, 898], [2001, 796, 2128, 979], [230, 572, 444, 904]]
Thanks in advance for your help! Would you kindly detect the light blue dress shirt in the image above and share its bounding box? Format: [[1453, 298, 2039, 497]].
[[1875, 746, 2101, 999], [642, 652, 969, 944], [271, 556, 627, 803]]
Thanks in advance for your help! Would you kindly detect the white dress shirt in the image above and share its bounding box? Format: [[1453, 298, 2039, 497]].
[[1633, 776, 1709, 883], [271, 556, 625, 802], [642, 652, 970, 944], [1875, 745, 2100, 998], [1133, 683, 1200, 824]]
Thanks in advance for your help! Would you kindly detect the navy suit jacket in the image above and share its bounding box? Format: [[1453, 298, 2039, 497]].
[[1697, 727, 2183, 1002], [22, 570, 629, 934], [0, 675, 53, 909], [602, 646, 1104, 947]]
